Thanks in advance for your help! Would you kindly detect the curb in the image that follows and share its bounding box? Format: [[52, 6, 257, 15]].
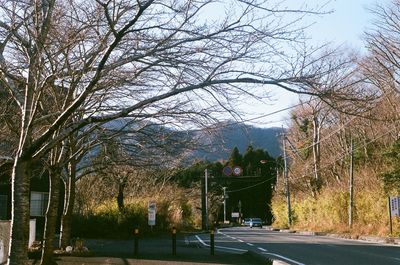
[[266, 226, 399, 245]]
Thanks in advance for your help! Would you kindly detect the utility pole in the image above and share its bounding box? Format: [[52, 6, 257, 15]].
[[205, 169, 209, 230], [223, 187, 227, 223], [282, 133, 292, 226], [349, 137, 354, 229]]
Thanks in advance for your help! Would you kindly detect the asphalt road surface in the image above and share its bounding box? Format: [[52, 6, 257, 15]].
[[191, 227, 400, 265]]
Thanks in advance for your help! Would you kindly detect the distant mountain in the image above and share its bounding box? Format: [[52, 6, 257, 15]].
[[80, 119, 283, 166], [192, 124, 283, 161]]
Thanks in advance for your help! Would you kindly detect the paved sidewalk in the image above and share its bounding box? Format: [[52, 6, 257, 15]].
[[31, 234, 269, 265]]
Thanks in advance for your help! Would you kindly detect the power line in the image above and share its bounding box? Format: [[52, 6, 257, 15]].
[[285, 113, 360, 154], [290, 125, 398, 182], [187, 100, 315, 133], [226, 178, 272, 193]]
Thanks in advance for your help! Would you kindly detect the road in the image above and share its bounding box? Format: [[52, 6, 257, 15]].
[[191, 227, 400, 265]]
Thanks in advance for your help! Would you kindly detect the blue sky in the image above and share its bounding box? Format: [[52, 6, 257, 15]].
[[243, 0, 391, 128], [307, 0, 383, 50]]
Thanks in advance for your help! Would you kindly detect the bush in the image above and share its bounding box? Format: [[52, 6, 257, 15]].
[[72, 202, 148, 239], [72, 197, 200, 239]]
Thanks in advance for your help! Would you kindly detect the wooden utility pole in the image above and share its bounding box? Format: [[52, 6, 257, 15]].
[[223, 187, 227, 223], [349, 137, 354, 229], [282, 133, 292, 226], [205, 169, 209, 230]]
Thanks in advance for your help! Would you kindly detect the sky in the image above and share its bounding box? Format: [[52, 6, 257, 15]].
[[240, 0, 390, 128]]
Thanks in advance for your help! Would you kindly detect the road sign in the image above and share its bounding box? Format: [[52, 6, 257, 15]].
[[390, 196, 400, 217], [232, 166, 243, 176], [231, 212, 239, 218], [148, 202, 156, 226], [223, 166, 232, 176]]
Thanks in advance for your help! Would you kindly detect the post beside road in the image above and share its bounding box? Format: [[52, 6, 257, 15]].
[[134, 228, 139, 256], [210, 229, 215, 255], [172, 226, 177, 255]]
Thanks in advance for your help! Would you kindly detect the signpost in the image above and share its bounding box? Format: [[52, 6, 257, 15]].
[[389, 196, 400, 217], [148, 202, 156, 227], [388, 196, 400, 234]]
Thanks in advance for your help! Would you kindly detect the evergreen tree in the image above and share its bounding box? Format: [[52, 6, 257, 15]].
[[243, 145, 255, 175], [228, 147, 242, 168]]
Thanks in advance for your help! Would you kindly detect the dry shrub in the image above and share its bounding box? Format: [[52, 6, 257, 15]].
[[271, 188, 399, 236]]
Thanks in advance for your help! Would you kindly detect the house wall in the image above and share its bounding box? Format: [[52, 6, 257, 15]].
[[0, 220, 36, 264], [0, 184, 11, 220], [0, 220, 10, 264]]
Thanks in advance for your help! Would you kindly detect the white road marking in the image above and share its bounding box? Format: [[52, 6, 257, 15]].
[[247, 243, 254, 246], [238, 239, 244, 242], [257, 247, 268, 252], [194, 235, 247, 253], [264, 252, 305, 265]]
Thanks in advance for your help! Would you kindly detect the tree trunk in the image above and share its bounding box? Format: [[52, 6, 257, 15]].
[[8, 157, 31, 265], [117, 180, 125, 211], [59, 161, 76, 249], [40, 167, 61, 265], [312, 116, 321, 192]]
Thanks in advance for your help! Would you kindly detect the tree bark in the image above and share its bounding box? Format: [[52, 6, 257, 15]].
[[8, 157, 31, 265], [40, 167, 61, 265], [59, 160, 76, 249]]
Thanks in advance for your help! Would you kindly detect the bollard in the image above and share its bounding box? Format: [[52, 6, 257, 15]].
[[210, 229, 215, 255], [172, 226, 177, 255], [134, 228, 139, 256]]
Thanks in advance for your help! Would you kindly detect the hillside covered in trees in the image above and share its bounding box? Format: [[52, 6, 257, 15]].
[[171, 145, 278, 224], [192, 124, 282, 160]]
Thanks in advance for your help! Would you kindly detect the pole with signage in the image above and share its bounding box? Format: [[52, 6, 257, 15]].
[[389, 196, 400, 235], [148, 202, 156, 228]]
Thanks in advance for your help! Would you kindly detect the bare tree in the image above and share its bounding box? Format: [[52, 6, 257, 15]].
[[0, 1, 333, 264], [362, 0, 400, 137]]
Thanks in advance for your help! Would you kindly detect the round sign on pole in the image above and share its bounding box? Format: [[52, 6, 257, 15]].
[[232, 166, 243, 176], [222, 166, 232, 176]]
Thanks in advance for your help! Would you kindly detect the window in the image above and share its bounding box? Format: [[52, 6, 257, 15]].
[[30, 192, 49, 216], [0, 195, 7, 219]]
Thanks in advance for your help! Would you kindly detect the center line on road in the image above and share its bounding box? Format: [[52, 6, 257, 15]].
[[238, 239, 244, 242], [247, 243, 254, 246], [264, 252, 305, 265], [257, 247, 267, 252]]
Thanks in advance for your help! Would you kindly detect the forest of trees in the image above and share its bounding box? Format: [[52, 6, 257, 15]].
[[270, 1, 400, 235], [171, 145, 277, 224]]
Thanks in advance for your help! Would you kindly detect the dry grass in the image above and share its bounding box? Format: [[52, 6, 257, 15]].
[[271, 189, 400, 237]]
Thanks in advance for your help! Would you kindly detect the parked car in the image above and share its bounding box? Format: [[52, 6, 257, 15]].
[[249, 218, 263, 228]]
